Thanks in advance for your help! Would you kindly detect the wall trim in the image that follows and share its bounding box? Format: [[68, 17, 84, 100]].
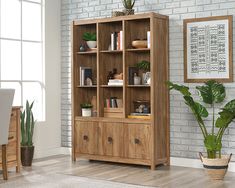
[[34, 147, 235, 172], [171, 157, 235, 172]]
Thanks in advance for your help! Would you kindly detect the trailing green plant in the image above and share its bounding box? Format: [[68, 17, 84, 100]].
[[167, 80, 235, 159], [122, 0, 135, 9], [80, 103, 93, 109], [82, 32, 96, 41], [136, 60, 150, 72], [20, 100, 36, 147]]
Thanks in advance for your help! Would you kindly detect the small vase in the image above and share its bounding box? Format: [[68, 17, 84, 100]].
[[82, 108, 92, 117], [134, 74, 141, 85]]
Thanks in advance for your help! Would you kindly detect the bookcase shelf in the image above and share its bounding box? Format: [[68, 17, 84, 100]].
[[72, 12, 169, 170]]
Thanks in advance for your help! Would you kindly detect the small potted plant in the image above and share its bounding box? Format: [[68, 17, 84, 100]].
[[82, 32, 97, 49], [135, 60, 150, 85], [80, 103, 93, 117], [167, 80, 235, 180], [122, 0, 135, 15], [20, 100, 36, 166]]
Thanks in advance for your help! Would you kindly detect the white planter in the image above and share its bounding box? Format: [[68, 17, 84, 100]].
[[82, 108, 92, 117], [86, 41, 97, 49]]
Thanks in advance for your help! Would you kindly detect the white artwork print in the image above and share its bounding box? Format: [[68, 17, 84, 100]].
[[187, 19, 229, 79]]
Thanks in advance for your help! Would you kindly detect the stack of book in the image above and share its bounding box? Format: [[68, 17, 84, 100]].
[[110, 31, 123, 51], [80, 67, 92, 86], [105, 97, 123, 108], [107, 79, 123, 86], [128, 113, 151, 120]]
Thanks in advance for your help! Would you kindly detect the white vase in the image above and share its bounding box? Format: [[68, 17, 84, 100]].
[[142, 72, 151, 85], [82, 108, 92, 117], [86, 41, 97, 49]]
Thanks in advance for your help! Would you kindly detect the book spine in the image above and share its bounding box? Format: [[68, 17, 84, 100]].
[[114, 32, 117, 50], [147, 31, 150, 48], [117, 32, 120, 50], [111, 33, 114, 51], [81, 69, 84, 86]]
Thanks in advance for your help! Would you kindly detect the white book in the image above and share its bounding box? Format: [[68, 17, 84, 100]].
[[111, 33, 114, 51], [108, 79, 123, 83], [120, 31, 123, 50], [81, 69, 85, 86], [147, 31, 150, 48]]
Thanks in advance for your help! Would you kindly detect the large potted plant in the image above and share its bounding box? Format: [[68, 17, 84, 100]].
[[20, 100, 36, 166], [82, 32, 97, 49], [167, 80, 235, 180]]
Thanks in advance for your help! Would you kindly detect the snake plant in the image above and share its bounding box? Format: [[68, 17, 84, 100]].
[[20, 100, 36, 147], [167, 80, 235, 159], [122, 0, 135, 9]]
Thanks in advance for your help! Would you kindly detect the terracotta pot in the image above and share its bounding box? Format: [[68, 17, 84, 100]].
[[21, 146, 34, 166], [199, 152, 232, 180]]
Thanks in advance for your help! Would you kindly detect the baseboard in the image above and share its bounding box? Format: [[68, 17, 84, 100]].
[[34, 148, 235, 172], [171, 157, 235, 172], [34, 147, 71, 159]]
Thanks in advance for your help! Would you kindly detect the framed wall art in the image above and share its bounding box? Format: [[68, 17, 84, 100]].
[[184, 15, 233, 83]]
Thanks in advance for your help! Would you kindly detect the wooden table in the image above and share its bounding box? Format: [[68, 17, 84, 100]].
[[0, 107, 21, 172]]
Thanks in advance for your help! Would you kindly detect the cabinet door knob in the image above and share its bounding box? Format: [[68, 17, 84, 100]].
[[83, 135, 88, 141], [108, 137, 113, 143], [134, 138, 140, 144]]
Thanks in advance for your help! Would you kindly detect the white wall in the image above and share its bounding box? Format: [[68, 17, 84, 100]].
[[33, 0, 61, 158]]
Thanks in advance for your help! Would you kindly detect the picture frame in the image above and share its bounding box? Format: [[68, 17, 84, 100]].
[[184, 15, 233, 83]]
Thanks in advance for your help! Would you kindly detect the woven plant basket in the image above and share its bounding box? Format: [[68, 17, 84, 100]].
[[112, 11, 125, 17], [124, 9, 134, 15], [199, 152, 232, 180]]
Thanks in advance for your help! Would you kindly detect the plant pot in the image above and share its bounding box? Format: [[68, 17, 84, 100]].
[[86, 41, 97, 49], [82, 108, 92, 117], [21, 146, 34, 166], [124, 9, 134, 15], [199, 152, 232, 180]]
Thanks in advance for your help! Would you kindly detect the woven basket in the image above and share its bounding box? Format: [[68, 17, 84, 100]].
[[112, 11, 125, 17], [199, 152, 232, 180], [123, 9, 134, 15]]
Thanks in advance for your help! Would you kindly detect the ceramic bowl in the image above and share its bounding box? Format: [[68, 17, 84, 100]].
[[132, 40, 147, 48]]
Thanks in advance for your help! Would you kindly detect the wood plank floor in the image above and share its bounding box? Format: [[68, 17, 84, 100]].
[[1, 155, 235, 187]]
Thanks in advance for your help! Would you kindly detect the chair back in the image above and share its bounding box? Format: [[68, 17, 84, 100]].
[[0, 89, 15, 145]]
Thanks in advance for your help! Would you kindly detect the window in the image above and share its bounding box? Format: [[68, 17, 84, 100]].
[[0, 0, 45, 120]]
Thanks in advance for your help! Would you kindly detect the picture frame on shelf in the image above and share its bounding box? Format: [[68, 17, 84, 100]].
[[184, 15, 233, 83]]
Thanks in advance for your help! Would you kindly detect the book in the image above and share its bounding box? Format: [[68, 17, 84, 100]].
[[84, 68, 92, 85], [108, 79, 123, 83], [111, 33, 114, 51], [147, 31, 150, 48], [107, 82, 123, 86], [116, 99, 123, 108]]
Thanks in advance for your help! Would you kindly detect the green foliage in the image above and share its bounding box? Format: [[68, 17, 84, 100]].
[[167, 80, 235, 159], [80, 103, 93, 109], [122, 0, 135, 9], [20, 100, 36, 147], [135, 60, 150, 72], [82, 32, 96, 41]]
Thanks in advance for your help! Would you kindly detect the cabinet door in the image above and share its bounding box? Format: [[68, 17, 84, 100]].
[[75, 121, 98, 155], [98, 122, 123, 157], [124, 123, 151, 160]]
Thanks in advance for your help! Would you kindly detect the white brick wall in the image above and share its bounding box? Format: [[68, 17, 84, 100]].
[[61, 0, 235, 159]]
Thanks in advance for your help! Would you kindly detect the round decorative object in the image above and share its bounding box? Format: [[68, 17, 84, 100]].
[[124, 9, 134, 15], [142, 72, 151, 85], [132, 40, 147, 48], [86, 41, 97, 49], [112, 11, 125, 17]]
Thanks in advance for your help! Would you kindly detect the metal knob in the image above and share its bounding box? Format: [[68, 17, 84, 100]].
[[108, 137, 113, 143], [83, 135, 88, 141], [134, 138, 140, 144]]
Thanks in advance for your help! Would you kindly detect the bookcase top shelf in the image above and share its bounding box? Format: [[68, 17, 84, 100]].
[[73, 12, 168, 26]]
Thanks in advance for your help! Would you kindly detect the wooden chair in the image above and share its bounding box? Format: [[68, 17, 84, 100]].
[[0, 89, 15, 180]]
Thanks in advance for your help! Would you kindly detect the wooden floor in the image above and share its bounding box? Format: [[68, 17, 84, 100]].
[[1, 155, 235, 187]]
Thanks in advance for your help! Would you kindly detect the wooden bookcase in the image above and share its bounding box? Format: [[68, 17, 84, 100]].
[[72, 12, 169, 169]]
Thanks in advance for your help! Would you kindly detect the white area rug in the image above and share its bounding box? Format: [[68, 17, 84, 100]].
[[0, 173, 156, 188]]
